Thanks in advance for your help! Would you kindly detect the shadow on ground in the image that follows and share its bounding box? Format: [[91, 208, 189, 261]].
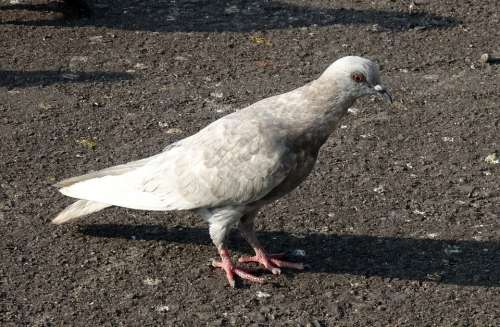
[[0, 70, 133, 87], [0, 0, 91, 19], [80, 224, 500, 288], [1, 0, 459, 32]]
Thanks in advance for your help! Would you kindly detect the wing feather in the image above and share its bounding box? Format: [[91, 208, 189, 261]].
[[58, 116, 294, 211]]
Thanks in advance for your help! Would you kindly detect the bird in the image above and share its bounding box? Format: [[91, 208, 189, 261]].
[[52, 56, 392, 287]]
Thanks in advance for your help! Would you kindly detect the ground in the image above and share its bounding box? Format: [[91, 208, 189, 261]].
[[1, 0, 499, 326]]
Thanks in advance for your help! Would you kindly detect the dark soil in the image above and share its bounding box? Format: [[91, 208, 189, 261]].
[[1, 0, 499, 326]]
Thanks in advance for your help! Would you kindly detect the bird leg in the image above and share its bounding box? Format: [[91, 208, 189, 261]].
[[238, 214, 305, 274], [205, 208, 265, 287], [211, 247, 264, 287]]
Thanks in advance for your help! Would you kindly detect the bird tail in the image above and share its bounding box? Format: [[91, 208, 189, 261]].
[[52, 200, 111, 224], [52, 154, 162, 224], [53, 154, 160, 189]]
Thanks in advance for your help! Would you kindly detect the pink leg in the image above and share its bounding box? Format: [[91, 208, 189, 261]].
[[211, 248, 264, 287], [238, 248, 305, 274]]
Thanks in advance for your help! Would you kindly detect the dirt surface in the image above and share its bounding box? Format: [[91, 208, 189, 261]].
[[1, 0, 499, 326]]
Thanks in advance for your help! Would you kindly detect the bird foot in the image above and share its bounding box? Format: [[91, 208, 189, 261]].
[[212, 248, 264, 287], [238, 250, 305, 274]]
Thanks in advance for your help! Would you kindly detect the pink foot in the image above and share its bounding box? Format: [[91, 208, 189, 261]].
[[238, 249, 305, 274], [212, 249, 264, 287]]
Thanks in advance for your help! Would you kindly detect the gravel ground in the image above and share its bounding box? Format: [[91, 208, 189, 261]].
[[1, 0, 499, 326]]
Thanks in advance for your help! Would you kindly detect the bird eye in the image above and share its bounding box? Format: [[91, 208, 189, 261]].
[[351, 73, 366, 83]]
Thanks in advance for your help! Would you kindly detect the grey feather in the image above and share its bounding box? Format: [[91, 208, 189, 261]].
[[54, 154, 160, 188], [52, 200, 111, 224]]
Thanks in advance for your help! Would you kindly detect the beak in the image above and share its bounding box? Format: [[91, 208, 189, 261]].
[[374, 84, 393, 104]]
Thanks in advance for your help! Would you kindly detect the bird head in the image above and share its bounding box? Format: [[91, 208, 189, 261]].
[[320, 56, 392, 104]]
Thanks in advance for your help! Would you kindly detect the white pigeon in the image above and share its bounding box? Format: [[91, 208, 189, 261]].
[[53, 56, 392, 287]]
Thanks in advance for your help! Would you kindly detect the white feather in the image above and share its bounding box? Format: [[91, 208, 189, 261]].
[[52, 200, 111, 224]]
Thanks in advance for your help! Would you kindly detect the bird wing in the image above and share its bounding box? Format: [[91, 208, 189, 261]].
[[59, 116, 295, 211]]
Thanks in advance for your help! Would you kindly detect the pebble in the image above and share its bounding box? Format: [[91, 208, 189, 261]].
[[256, 291, 271, 298], [347, 107, 360, 115], [224, 5, 240, 14], [442, 136, 454, 142], [484, 153, 499, 164], [155, 305, 170, 313], [210, 91, 224, 98], [165, 128, 183, 134], [444, 245, 462, 255], [61, 73, 79, 80], [290, 249, 306, 257], [88, 36, 104, 43], [143, 277, 161, 286], [423, 74, 439, 81]]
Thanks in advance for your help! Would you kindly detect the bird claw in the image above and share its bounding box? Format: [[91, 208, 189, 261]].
[[238, 252, 305, 272], [212, 259, 264, 287]]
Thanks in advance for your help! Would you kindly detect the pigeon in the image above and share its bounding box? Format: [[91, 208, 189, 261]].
[[53, 56, 392, 287]]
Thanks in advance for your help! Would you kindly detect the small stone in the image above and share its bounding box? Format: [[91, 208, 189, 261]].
[[39, 102, 54, 110], [256, 291, 271, 298], [347, 107, 360, 115], [290, 249, 306, 257], [210, 91, 224, 99], [165, 128, 183, 134], [484, 153, 499, 164], [61, 73, 79, 80], [423, 74, 439, 81], [155, 305, 170, 313], [224, 5, 239, 14], [89, 35, 104, 43], [249, 35, 272, 46], [444, 245, 462, 255], [76, 138, 97, 150], [143, 277, 161, 286], [69, 56, 88, 67]]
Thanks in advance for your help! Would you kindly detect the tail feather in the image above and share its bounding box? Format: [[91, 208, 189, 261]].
[[52, 200, 111, 224], [54, 154, 160, 189]]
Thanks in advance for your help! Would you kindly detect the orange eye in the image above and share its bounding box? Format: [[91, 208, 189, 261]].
[[352, 73, 366, 83]]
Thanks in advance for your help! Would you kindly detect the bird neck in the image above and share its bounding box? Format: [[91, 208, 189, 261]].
[[302, 79, 355, 136], [271, 81, 354, 151]]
